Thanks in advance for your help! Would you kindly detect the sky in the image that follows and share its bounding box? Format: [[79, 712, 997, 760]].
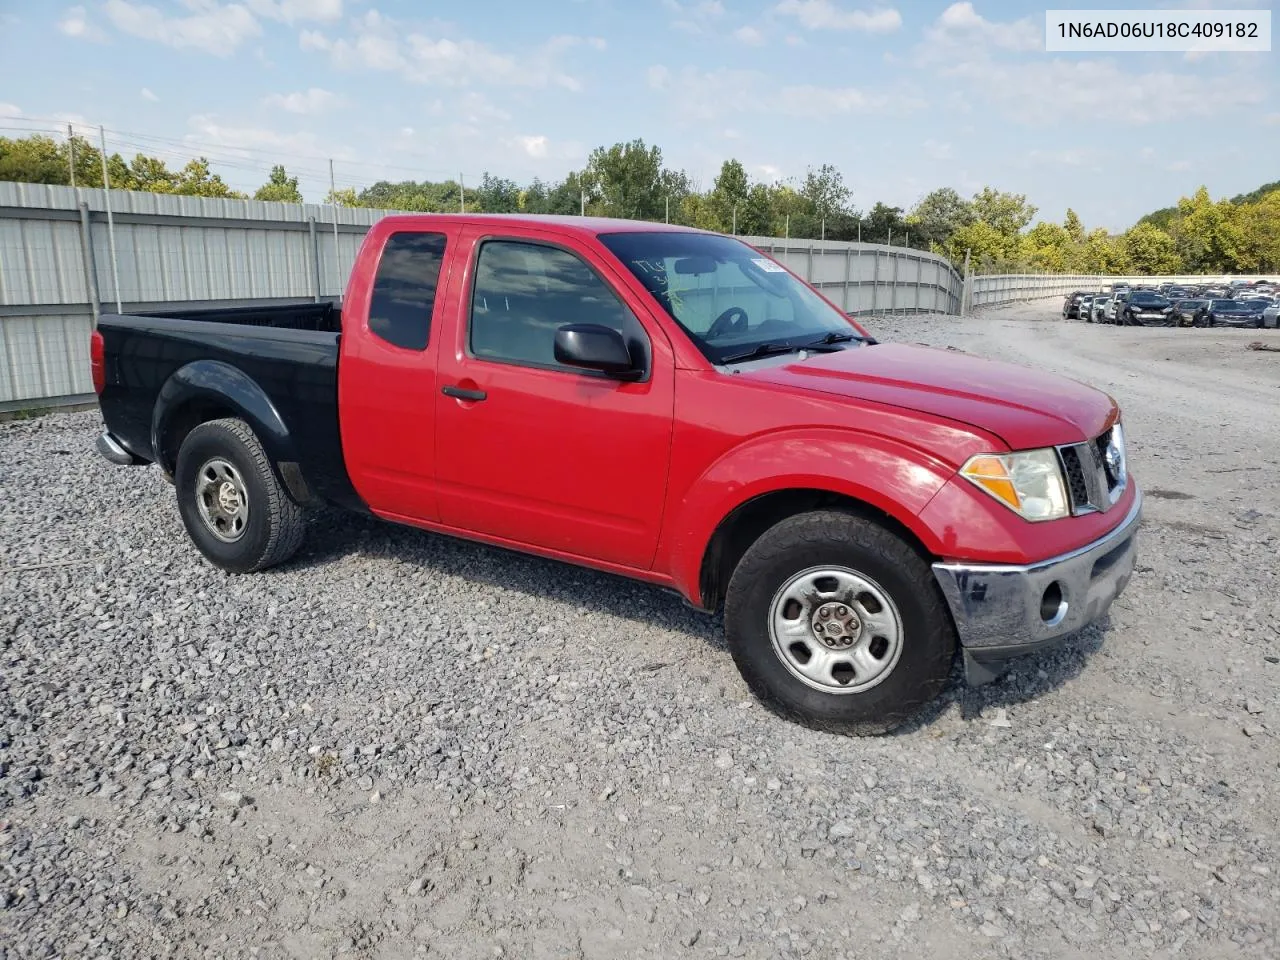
[[0, 0, 1275, 230]]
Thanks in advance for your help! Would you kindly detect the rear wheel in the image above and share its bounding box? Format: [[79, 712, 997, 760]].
[[175, 417, 306, 573], [724, 511, 956, 734]]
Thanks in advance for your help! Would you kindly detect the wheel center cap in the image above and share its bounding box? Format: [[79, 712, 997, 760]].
[[812, 602, 861, 649], [218, 482, 241, 512]]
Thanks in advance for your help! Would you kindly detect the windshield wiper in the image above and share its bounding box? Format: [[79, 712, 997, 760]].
[[808, 330, 877, 346], [719, 340, 843, 364]]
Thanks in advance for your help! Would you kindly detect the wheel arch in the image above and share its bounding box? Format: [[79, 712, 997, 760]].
[[696, 488, 938, 614], [152, 360, 311, 502]]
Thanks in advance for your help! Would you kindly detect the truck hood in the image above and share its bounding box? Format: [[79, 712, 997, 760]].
[[741, 342, 1117, 450]]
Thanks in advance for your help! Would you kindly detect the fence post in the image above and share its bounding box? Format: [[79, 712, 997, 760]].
[[871, 249, 881, 312], [843, 244, 853, 313], [890, 252, 900, 312], [77, 201, 102, 327], [308, 216, 322, 303]]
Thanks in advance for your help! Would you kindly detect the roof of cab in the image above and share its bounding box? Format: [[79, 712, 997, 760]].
[[374, 213, 715, 238]]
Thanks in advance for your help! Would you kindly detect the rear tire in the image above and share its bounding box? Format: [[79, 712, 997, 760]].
[[723, 511, 957, 735], [175, 417, 306, 574]]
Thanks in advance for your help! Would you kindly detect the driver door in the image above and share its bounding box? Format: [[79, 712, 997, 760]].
[[432, 227, 676, 570]]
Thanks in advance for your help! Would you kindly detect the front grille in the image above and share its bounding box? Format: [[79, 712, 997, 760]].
[[1060, 446, 1090, 507], [1058, 425, 1125, 515]]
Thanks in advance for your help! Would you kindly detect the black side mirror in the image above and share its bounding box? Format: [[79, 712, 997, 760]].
[[553, 324, 639, 378]]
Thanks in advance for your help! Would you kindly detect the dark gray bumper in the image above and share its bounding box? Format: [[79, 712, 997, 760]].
[[96, 430, 143, 466], [932, 489, 1143, 675]]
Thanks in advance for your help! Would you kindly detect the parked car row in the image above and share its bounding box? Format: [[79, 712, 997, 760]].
[[1064, 279, 1279, 329]]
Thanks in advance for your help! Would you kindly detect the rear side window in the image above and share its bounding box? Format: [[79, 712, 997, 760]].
[[368, 232, 447, 351]]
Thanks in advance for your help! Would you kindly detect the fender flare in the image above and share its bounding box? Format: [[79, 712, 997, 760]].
[[151, 360, 299, 480], [660, 428, 958, 606]]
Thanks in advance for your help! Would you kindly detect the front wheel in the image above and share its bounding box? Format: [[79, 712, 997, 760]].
[[724, 511, 957, 734], [175, 417, 306, 573]]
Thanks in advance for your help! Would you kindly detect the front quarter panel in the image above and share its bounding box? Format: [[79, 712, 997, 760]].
[[661, 427, 960, 604]]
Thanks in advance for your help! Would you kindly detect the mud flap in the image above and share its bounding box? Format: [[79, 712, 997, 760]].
[[963, 650, 1008, 687]]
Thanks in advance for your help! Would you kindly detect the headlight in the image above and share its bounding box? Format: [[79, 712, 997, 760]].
[[960, 449, 1070, 522]]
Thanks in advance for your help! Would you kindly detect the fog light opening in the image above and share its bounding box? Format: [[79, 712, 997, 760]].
[[1040, 582, 1067, 626]]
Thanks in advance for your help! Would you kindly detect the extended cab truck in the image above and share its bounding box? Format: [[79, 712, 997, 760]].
[[92, 215, 1142, 733]]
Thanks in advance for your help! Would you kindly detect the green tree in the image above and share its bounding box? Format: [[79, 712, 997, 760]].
[[971, 187, 1036, 236], [863, 202, 909, 244], [907, 187, 974, 248], [254, 164, 303, 203], [1076, 228, 1128, 273], [800, 163, 851, 227], [476, 172, 520, 213], [950, 220, 1015, 271], [1020, 221, 1073, 272], [1063, 208, 1084, 243], [1122, 222, 1181, 274], [171, 158, 245, 199], [325, 187, 360, 206], [583, 138, 666, 221], [0, 134, 68, 184]]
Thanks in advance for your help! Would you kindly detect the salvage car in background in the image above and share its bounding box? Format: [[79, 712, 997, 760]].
[[1120, 291, 1174, 326], [1262, 300, 1280, 329], [1202, 298, 1265, 327], [1090, 295, 1112, 323], [1062, 291, 1091, 320], [1170, 299, 1209, 327]]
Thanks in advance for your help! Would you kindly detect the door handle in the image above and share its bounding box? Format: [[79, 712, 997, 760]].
[[442, 384, 487, 402]]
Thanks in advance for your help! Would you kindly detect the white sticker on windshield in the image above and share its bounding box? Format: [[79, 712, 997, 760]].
[[751, 257, 787, 273]]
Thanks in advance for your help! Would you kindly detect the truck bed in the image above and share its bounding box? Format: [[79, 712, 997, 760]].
[[95, 301, 359, 510], [136, 301, 342, 332]]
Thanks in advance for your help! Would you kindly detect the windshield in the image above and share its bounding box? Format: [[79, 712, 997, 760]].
[[1212, 299, 1246, 311], [1131, 293, 1168, 306], [1177, 300, 1206, 308], [598, 231, 863, 364]]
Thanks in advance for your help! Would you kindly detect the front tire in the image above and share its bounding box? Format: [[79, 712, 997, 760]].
[[724, 511, 957, 734], [175, 418, 306, 574]]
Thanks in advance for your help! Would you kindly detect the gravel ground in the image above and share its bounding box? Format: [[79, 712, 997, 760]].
[[2, 302, 1278, 960]]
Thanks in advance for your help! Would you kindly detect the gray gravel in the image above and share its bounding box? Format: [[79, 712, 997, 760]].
[[2, 303, 1279, 959]]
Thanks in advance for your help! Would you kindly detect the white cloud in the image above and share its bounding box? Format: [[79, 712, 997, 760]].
[[57, 5, 105, 39], [426, 91, 512, 125], [184, 114, 341, 161], [399, 126, 414, 136], [647, 65, 672, 89], [263, 87, 340, 114], [769, 83, 923, 117], [140, 87, 159, 101], [103, 0, 262, 55], [733, 25, 765, 45], [925, 2, 1040, 52], [668, 0, 726, 34], [320, 10, 594, 89], [774, 0, 901, 32], [1167, 160, 1192, 172], [244, 0, 341, 23], [0, 103, 21, 118], [298, 28, 329, 50], [519, 135, 548, 158], [945, 57, 1264, 124]]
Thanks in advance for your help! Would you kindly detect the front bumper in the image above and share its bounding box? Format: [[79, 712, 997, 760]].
[[932, 488, 1142, 679]]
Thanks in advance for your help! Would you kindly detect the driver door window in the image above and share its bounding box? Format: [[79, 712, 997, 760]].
[[469, 240, 648, 373]]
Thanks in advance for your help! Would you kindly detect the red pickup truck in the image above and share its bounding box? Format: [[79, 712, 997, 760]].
[[92, 214, 1141, 732]]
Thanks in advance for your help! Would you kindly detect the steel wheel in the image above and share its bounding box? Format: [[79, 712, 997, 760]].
[[194, 457, 249, 542], [768, 565, 904, 694]]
